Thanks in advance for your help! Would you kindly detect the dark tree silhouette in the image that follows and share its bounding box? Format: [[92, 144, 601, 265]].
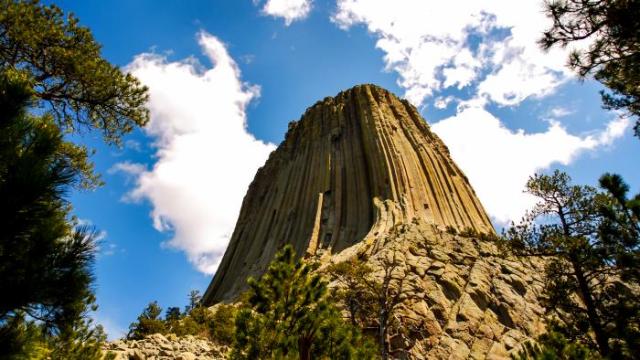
[[0, 0, 149, 145], [0, 70, 105, 360], [504, 170, 639, 358], [539, 0, 640, 138]]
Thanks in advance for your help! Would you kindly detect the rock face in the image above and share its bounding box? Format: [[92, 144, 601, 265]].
[[202, 84, 546, 358], [204, 84, 493, 303], [103, 333, 227, 360], [343, 220, 546, 359]]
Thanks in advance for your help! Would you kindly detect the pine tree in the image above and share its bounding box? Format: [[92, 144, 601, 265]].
[[186, 290, 202, 313], [327, 258, 376, 328], [598, 173, 640, 284], [0, 71, 107, 359], [0, 1, 148, 356], [0, 0, 150, 189], [209, 304, 236, 346], [512, 321, 600, 360], [165, 307, 182, 323], [328, 248, 413, 360], [127, 301, 166, 340], [0, 0, 149, 146], [539, 0, 640, 138], [46, 316, 112, 360], [231, 245, 375, 360], [596, 173, 640, 356], [0, 312, 49, 359], [504, 170, 639, 358]]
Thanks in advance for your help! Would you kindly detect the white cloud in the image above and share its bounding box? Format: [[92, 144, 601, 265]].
[[595, 117, 631, 146], [109, 161, 146, 177], [124, 139, 142, 152], [117, 32, 275, 274], [548, 106, 574, 118], [104, 244, 116, 256], [434, 96, 455, 109], [332, 0, 585, 107], [432, 107, 630, 223], [95, 230, 108, 242], [262, 0, 313, 25], [332, 0, 628, 224]]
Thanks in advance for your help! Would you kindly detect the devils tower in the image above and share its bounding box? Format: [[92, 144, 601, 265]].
[[203, 85, 545, 358]]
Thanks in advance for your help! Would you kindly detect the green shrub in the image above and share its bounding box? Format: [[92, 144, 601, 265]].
[[231, 245, 375, 359], [445, 225, 458, 235], [127, 301, 166, 340], [209, 304, 236, 346], [459, 227, 479, 238]]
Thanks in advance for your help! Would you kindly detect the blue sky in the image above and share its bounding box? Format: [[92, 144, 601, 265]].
[[44, 0, 638, 338]]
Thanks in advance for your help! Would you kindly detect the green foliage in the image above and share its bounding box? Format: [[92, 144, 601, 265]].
[[0, 72, 104, 358], [445, 225, 458, 235], [596, 173, 640, 358], [127, 301, 166, 340], [165, 307, 182, 323], [0, 0, 150, 189], [0, 313, 49, 360], [512, 322, 600, 360], [209, 304, 237, 347], [327, 258, 377, 328], [0, 311, 112, 360], [169, 291, 236, 341], [173, 305, 209, 338], [127, 293, 238, 346], [186, 290, 203, 313], [458, 227, 478, 237], [231, 245, 375, 360], [328, 250, 412, 360], [598, 173, 640, 284], [0, 3, 142, 357], [539, 0, 640, 138], [46, 317, 114, 360], [0, 0, 149, 145], [504, 170, 640, 358]]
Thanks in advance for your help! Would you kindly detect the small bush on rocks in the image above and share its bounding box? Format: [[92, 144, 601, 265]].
[[126, 291, 237, 347]]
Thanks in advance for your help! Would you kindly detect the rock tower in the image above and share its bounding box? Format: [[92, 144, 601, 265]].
[[203, 85, 545, 359]]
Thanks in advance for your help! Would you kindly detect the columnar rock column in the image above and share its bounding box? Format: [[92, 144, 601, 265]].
[[203, 84, 493, 304]]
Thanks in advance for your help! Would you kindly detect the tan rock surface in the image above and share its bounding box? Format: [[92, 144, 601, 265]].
[[352, 221, 546, 358], [204, 84, 493, 303], [103, 334, 227, 360], [200, 84, 546, 358]]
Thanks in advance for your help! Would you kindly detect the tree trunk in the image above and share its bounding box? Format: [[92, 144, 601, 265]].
[[559, 208, 610, 356], [572, 260, 610, 356], [379, 309, 388, 360], [348, 298, 358, 327], [299, 337, 312, 360]]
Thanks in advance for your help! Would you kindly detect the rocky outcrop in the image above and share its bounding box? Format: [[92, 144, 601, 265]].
[[201, 84, 547, 358], [103, 333, 227, 360], [204, 84, 493, 304], [339, 220, 546, 359]]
